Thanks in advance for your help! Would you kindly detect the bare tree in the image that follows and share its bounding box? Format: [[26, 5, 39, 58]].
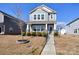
[[11, 5, 24, 40]]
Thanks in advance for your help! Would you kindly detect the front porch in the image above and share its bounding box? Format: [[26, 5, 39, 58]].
[[26, 21, 56, 34]]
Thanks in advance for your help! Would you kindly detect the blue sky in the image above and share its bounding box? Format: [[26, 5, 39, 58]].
[[0, 3, 79, 24]]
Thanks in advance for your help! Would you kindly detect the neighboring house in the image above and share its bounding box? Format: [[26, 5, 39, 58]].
[[26, 5, 56, 33], [56, 23, 66, 35], [0, 11, 26, 35], [60, 28, 66, 35], [65, 18, 79, 35]]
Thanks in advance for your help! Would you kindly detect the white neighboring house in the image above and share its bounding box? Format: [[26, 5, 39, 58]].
[[65, 18, 79, 35], [60, 28, 66, 35], [26, 5, 56, 33], [56, 23, 66, 35]]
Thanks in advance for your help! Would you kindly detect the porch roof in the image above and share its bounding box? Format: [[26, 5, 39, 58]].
[[26, 21, 56, 24]]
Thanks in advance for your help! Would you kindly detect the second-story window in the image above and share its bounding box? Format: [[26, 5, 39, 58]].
[[34, 15, 36, 20], [41, 14, 44, 20], [38, 14, 40, 20]]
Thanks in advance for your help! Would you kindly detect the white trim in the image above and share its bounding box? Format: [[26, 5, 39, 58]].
[[26, 24, 29, 32], [30, 5, 56, 14], [54, 23, 56, 30], [45, 24, 47, 30], [0, 25, 5, 34]]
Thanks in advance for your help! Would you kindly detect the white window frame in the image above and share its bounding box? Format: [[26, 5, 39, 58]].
[[41, 14, 44, 20], [34, 14, 36, 20]]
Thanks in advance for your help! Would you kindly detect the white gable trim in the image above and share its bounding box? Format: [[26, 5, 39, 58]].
[[30, 4, 56, 14]]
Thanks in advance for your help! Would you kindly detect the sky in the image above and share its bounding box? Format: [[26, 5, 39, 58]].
[[0, 3, 79, 24]]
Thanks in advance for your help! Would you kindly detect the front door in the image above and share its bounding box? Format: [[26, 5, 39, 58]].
[[49, 27, 53, 34]]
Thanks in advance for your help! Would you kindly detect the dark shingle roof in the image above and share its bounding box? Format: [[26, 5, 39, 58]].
[[0, 10, 25, 24], [66, 18, 79, 26]]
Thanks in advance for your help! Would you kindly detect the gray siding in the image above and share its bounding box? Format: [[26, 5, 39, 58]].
[[0, 13, 4, 23], [65, 19, 79, 35], [4, 15, 26, 35], [4, 16, 20, 34]]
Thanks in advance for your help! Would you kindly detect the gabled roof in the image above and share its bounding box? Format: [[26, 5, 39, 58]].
[[0, 10, 25, 24], [0, 10, 19, 20], [30, 4, 56, 14], [66, 18, 79, 26]]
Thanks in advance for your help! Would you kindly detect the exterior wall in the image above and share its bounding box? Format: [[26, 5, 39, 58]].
[[65, 19, 79, 35], [30, 9, 48, 21], [0, 23, 5, 34], [4, 16, 22, 35], [48, 13, 56, 21], [0, 13, 4, 23]]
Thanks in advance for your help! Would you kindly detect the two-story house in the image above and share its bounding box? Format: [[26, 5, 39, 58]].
[[0, 11, 26, 35], [26, 5, 56, 33]]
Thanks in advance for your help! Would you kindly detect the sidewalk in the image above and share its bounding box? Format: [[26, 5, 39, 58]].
[[41, 33, 56, 55]]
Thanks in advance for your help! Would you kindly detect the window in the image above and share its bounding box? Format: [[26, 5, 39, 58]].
[[41, 14, 44, 19], [38, 14, 40, 20], [74, 29, 77, 33], [9, 27, 13, 32], [78, 29, 79, 33], [34, 15, 36, 20], [37, 29, 40, 32], [33, 29, 36, 31]]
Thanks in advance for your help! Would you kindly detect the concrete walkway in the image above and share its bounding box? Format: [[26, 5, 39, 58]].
[[41, 33, 56, 55]]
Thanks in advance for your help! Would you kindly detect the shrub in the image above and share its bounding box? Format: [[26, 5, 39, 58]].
[[26, 32, 31, 36], [31, 32, 36, 36], [22, 32, 26, 36], [42, 32, 47, 37], [54, 31, 59, 36], [37, 32, 42, 36]]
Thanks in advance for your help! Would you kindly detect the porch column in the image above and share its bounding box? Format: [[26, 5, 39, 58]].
[[26, 24, 29, 32], [45, 24, 47, 32], [54, 23, 56, 31], [30, 24, 32, 32], [54, 14, 56, 21]]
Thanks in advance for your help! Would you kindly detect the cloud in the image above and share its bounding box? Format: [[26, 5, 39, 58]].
[[57, 22, 66, 25]]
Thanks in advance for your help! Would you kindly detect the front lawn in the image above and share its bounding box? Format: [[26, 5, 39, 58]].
[[55, 35, 79, 55], [0, 35, 46, 55]]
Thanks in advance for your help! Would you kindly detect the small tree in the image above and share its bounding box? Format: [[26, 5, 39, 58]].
[[11, 5, 24, 40]]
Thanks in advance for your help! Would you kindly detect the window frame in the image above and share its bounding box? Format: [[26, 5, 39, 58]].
[[34, 14, 36, 20], [41, 14, 44, 20], [38, 14, 40, 20], [74, 29, 77, 33]]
